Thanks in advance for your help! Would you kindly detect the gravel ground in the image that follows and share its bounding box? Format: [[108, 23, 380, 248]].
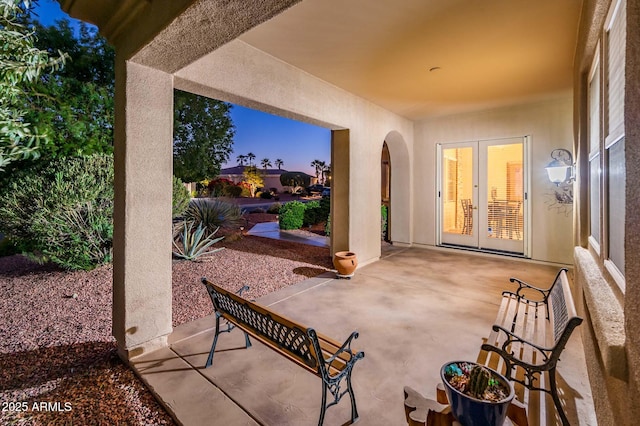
[[0, 217, 332, 425]]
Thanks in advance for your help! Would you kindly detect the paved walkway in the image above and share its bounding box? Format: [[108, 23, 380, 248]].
[[247, 221, 329, 247], [132, 248, 596, 426]]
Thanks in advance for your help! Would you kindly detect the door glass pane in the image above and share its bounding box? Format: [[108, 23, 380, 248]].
[[486, 144, 523, 240], [442, 147, 473, 235]]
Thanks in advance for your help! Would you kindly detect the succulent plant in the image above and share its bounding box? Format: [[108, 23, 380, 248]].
[[468, 365, 491, 398], [445, 363, 463, 377]]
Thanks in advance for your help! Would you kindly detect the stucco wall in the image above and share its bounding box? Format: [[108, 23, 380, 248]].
[[572, 0, 640, 424], [174, 40, 414, 266], [413, 97, 574, 264]]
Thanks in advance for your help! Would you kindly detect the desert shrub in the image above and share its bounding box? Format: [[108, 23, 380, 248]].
[[208, 178, 234, 197], [194, 181, 210, 198], [173, 176, 191, 219], [234, 181, 251, 197], [0, 154, 114, 270], [184, 198, 243, 232], [278, 201, 306, 230], [31, 199, 114, 270], [172, 220, 224, 261], [0, 237, 17, 257], [224, 185, 242, 198], [267, 202, 281, 214], [259, 191, 273, 199]]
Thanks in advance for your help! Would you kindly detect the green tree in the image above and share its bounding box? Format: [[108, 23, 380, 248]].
[[173, 90, 235, 182], [0, 0, 67, 171], [280, 171, 312, 193], [242, 166, 263, 197], [275, 158, 284, 169], [22, 18, 115, 159]]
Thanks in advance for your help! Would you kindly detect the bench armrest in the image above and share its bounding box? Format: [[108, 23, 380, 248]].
[[488, 324, 553, 364], [508, 277, 550, 303], [324, 331, 365, 365]]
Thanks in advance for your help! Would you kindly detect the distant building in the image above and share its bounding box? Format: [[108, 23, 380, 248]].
[[218, 166, 305, 193]]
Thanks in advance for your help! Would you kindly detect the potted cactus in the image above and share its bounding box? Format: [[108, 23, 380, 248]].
[[441, 361, 514, 426]]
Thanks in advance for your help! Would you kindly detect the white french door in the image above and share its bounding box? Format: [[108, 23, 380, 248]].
[[437, 137, 528, 255]]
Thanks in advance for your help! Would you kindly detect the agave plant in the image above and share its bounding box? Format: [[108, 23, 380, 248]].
[[184, 199, 244, 233], [172, 220, 224, 261]]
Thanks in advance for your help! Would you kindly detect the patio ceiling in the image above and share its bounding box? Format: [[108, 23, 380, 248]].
[[238, 0, 583, 119]]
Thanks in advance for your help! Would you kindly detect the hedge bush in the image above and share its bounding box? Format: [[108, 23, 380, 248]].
[[0, 154, 114, 270], [278, 201, 306, 230], [302, 197, 330, 227], [302, 200, 320, 227]]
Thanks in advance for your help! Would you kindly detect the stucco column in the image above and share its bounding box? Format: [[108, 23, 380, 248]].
[[331, 129, 350, 254], [113, 58, 174, 360]]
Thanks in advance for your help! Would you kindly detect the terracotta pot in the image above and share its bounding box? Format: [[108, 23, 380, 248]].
[[333, 251, 358, 276]]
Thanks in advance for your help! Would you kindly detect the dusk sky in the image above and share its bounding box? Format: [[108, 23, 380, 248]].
[[32, 0, 331, 176]]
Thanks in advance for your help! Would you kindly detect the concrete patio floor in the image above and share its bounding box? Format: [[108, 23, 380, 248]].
[[132, 247, 596, 425]]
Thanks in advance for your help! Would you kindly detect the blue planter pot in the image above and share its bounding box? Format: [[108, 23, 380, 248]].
[[441, 361, 514, 426]]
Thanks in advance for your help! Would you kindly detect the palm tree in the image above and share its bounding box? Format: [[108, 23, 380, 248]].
[[310, 159, 322, 181], [317, 160, 326, 184], [236, 154, 246, 166], [275, 158, 284, 170], [321, 162, 331, 185], [247, 152, 256, 167], [261, 158, 272, 171]]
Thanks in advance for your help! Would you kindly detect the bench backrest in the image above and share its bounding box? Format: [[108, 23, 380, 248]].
[[549, 269, 583, 350], [202, 279, 319, 372]]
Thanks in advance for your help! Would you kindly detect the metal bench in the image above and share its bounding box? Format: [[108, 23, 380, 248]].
[[201, 278, 365, 426], [478, 268, 583, 425]]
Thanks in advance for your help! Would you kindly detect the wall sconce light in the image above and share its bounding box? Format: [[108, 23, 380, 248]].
[[545, 148, 575, 185]]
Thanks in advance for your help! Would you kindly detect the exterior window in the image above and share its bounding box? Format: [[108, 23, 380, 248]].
[[588, 50, 600, 250], [603, 0, 626, 289]]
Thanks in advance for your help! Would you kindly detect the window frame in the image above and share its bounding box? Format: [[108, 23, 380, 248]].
[[600, 0, 626, 292], [587, 45, 601, 254]]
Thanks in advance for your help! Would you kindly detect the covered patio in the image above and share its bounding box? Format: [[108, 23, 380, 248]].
[[60, 0, 640, 423], [132, 247, 596, 425]]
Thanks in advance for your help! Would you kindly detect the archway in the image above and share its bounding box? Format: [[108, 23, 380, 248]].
[[381, 131, 411, 247]]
